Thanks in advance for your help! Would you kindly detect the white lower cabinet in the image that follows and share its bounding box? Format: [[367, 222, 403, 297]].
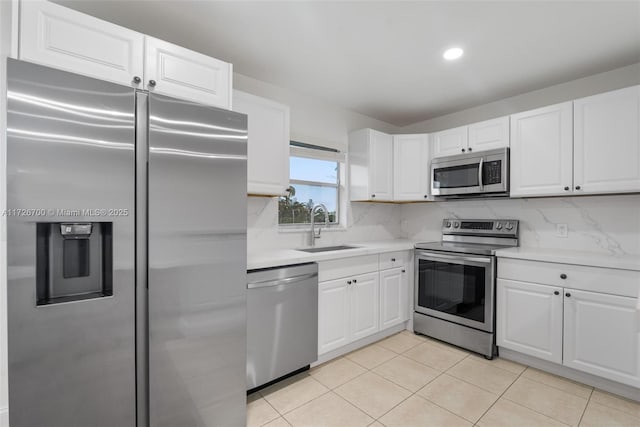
[[350, 273, 380, 341], [497, 279, 563, 363], [497, 258, 640, 388], [379, 267, 409, 330], [318, 278, 350, 354], [563, 289, 640, 387], [318, 272, 379, 354]]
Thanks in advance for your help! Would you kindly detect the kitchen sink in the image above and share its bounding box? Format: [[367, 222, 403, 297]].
[[297, 245, 359, 253]]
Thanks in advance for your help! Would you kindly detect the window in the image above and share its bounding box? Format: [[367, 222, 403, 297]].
[[279, 143, 341, 225]]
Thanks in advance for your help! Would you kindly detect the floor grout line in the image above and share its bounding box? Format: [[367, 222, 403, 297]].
[[577, 388, 594, 427], [473, 361, 529, 424]]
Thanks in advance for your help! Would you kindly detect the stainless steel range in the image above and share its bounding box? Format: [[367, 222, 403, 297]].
[[414, 219, 519, 358]]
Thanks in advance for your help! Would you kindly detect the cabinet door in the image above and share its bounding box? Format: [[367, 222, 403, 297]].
[[145, 37, 231, 109], [574, 86, 640, 195], [233, 91, 290, 196], [393, 134, 430, 201], [468, 116, 510, 152], [497, 279, 563, 363], [379, 267, 408, 330], [563, 289, 640, 388], [510, 102, 573, 197], [368, 130, 394, 201], [431, 126, 468, 158], [318, 278, 350, 354], [350, 272, 380, 341], [20, 1, 144, 87]]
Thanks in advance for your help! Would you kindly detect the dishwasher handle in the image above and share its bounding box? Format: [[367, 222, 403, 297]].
[[247, 272, 318, 289]]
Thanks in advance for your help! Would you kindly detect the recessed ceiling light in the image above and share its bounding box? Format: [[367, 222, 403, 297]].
[[443, 47, 464, 60]]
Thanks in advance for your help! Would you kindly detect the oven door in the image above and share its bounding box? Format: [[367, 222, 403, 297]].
[[415, 250, 495, 332]]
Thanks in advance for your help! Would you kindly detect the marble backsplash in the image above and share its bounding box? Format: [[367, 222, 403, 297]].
[[401, 194, 640, 256], [248, 194, 640, 256], [248, 197, 402, 251]]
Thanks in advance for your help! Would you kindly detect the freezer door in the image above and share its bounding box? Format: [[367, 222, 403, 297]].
[[148, 93, 248, 426], [6, 59, 136, 426]]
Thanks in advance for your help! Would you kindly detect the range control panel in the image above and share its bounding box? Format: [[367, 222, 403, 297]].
[[442, 218, 519, 236]]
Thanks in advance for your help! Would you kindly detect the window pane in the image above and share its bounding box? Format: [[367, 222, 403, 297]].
[[279, 184, 337, 224], [290, 157, 338, 184]]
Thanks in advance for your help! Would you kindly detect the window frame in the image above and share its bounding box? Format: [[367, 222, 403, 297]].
[[279, 144, 343, 227]]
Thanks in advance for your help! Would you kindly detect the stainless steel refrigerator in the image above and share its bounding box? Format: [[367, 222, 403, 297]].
[[6, 58, 248, 427]]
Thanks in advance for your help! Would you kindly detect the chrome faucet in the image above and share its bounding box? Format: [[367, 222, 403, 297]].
[[309, 203, 329, 247]]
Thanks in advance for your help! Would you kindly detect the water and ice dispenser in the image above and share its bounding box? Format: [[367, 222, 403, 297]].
[[36, 222, 113, 305]]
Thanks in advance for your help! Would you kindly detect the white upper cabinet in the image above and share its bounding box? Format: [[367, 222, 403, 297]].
[[510, 102, 573, 197], [393, 134, 430, 201], [145, 37, 232, 109], [19, 2, 232, 108], [349, 129, 393, 201], [431, 126, 468, 158], [233, 91, 290, 196], [19, 1, 144, 87], [468, 116, 510, 153], [563, 289, 640, 388], [574, 85, 640, 195]]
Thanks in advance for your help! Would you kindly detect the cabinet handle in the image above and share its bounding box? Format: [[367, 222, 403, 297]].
[[148, 80, 157, 87], [461, 148, 466, 153], [575, 185, 581, 190], [560, 274, 567, 279], [564, 186, 570, 191], [554, 291, 559, 295], [565, 292, 571, 297], [353, 279, 357, 283], [391, 258, 396, 262], [132, 76, 141, 84], [347, 280, 352, 285], [468, 147, 472, 152]]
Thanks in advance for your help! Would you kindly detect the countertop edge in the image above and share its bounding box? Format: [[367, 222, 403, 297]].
[[495, 248, 640, 272]]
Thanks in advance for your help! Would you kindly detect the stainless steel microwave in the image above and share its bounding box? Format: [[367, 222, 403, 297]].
[[431, 147, 509, 198]]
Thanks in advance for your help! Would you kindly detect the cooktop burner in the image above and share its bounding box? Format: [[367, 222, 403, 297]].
[[415, 218, 520, 255]]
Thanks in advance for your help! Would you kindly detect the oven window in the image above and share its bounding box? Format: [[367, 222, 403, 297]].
[[433, 163, 479, 188], [417, 259, 485, 323]]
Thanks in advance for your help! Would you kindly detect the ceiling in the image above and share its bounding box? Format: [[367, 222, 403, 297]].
[[57, 1, 640, 126]]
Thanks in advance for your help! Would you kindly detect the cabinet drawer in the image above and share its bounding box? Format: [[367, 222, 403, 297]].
[[318, 255, 378, 282], [379, 251, 408, 270], [498, 258, 640, 298]]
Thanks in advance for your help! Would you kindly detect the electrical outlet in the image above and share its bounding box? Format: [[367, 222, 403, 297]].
[[556, 223, 568, 238]]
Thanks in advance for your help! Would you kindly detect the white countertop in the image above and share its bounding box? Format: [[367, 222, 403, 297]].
[[495, 247, 640, 272], [248, 239, 416, 270]]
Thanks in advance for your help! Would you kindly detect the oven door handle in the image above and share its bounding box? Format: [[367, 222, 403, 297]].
[[416, 251, 492, 264], [478, 157, 484, 191]]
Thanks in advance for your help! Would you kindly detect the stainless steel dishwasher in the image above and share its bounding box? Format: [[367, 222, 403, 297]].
[[247, 262, 318, 391]]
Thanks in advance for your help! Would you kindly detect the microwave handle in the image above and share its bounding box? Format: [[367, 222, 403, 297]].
[[478, 157, 484, 191]]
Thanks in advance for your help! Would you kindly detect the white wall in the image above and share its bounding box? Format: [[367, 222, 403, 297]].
[[401, 62, 640, 133], [234, 72, 400, 152], [402, 195, 640, 256]]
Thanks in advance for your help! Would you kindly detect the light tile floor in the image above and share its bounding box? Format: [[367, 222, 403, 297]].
[[247, 331, 640, 427]]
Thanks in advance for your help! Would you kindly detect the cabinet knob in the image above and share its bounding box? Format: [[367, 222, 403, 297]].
[[554, 291, 560, 295], [148, 79, 157, 87], [575, 185, 581, 190], [560, 274, 567, 279], [132, 76, 141, 84], [564, 186, 570, 191], [391, 258, 396, 262], [468, 147, 472, 152], [461, 148, 466, 153], [402, 269, 406, 273], [353, 279, 357, 283], [565, 292, 571, 297], [371, 194, 376, 198], [347, 280, 352, 285], [424, 195, 428, 199]]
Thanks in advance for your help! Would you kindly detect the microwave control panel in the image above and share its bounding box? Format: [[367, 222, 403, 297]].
[[482, 160, 502, 185]]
